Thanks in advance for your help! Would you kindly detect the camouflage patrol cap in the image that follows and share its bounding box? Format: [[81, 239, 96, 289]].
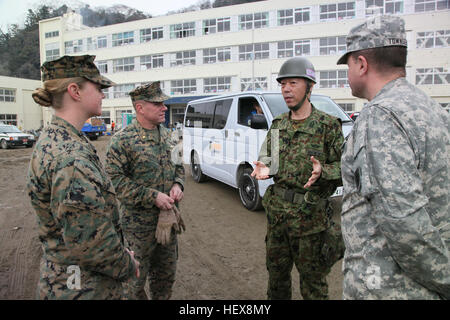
[[129, 81, 170, 103], [337, 15, 407, 65], [41, 55, 115, 88]]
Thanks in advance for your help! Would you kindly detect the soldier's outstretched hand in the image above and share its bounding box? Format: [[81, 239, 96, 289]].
[[304, 156, 322, 188], [252, 161, 270, 180]]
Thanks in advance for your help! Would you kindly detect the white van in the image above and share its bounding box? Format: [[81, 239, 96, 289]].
[[182, 91, 353, 211]]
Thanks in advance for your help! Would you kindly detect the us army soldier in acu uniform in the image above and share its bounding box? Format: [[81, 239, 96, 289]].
[[27, 55, 139, 299], [105, 82, 185, 300], [338, 15, 449, 299], [252, 57, 345, 299]]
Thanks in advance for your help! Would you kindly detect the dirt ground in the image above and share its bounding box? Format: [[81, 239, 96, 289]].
[[0, 135, 343, 300]]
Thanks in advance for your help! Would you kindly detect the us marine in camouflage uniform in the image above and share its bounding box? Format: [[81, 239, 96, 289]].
[[105, 82, 185, 300], [27, 55, 139, 300], [252, 57, 345, 300], [338, 15, 449, 299]]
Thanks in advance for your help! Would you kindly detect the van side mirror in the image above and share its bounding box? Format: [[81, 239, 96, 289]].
[[250, 114, 268, 130]]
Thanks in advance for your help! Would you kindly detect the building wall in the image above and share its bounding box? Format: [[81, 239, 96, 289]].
[[38, 0, 450, 126], [0, 76, 43, 130]]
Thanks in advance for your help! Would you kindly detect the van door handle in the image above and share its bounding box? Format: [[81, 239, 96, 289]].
[[225, 130, 228, 138], [235, 132, 240, 137]]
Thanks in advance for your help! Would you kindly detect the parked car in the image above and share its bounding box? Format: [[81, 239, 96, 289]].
[[0, 124, 36, 149], [183, 91, 353, 211]]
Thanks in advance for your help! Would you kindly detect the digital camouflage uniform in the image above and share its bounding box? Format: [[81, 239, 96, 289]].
[[27, 117, 135, 299], [105, 82, 185, 300], [339, 15, 450, 299], [26, 55, 134, 300], [259, 105, 344, 300]]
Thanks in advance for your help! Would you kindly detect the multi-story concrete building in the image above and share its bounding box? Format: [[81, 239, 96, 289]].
[[38, 0, 450, 127], [0, 76, 43, 130]]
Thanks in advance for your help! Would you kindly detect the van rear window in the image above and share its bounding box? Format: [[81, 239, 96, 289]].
[[185, 99, 232, 129]]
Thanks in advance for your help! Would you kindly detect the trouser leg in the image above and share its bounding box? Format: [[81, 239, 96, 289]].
[[123, 229, 152, 300], [148, 232, 178, 300], [266, 223, 294, 300], [294, 232, 330, 300]]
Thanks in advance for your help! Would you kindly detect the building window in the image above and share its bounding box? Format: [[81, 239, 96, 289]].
[[102, 88, 110, 100], [241, 77, 268, 91], [140, 27, 163, 43], [64, 39, 83, 54], [416, 67, 450, 85], [203, 48, 217, 64], [217, 47, 232, 62], [0, 114, 17, 125], [203, 17, 231, 35], [170, 79, 197, 95], [319, 70, 349, 88], [113, 57, 135, 73], [97, 36, 107, 49], [320, 2, 355, 21], [295, 7, 311, 23], [295, 40, 311, 56], [140, 55, 164, 70], [239, 12, 269, 30], [239, 43, 269, 61], [114, 84, 135, 99], [170, 22, 195, 39], [96, 61, 108, 74], [0, 88, 15, 102], [45, 30, 59, 38], [320, 36, 346, 55], [170, 51, 196, 67], [101, 111, 111, 124], [116, 109, 133, 123], [415, 0, 449, 12], [45, 42, 59, 61], [366, 0, 403, 15], [417, 30, 450, 48], [278, 41, 294, 58], [278, 9, 294, 26], [277, 39, 311, 58], [112, 31, 134, 47], [203, 77, 232, 93], [140, 55, 152, 70], [203, 47, 231, 63], [338, 103, 355, 111]]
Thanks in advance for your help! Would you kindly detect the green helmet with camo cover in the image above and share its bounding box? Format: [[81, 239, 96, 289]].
[[276, 57, 316, 84], [41, 55, 115, 88]]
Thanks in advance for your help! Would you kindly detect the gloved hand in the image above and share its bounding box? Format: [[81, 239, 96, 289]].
[[155, 209, 179, 245], [172, 206, 186, 233]]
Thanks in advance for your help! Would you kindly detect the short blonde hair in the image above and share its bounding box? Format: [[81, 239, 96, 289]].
[[32, 77, 87, 109]]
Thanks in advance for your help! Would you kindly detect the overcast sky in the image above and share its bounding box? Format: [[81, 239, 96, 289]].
[[0, 0, 202, 31]]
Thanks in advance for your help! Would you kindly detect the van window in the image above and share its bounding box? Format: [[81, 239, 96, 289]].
[[237, 97, 265, 127], [185, 102, 215, 128], [212, 99, 232, 129]]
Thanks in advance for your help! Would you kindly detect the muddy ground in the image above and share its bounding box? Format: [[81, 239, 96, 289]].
[[0, 135, 343, 300]]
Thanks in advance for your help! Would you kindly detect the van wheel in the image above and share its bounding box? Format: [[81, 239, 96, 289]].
[[238, 167, 262, 211], [1, 140, 9, 149], [191, 152, 207, 183]]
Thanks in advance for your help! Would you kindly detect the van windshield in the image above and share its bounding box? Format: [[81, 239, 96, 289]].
[[0, 125, 21, 133], [262, 93, 352, 122]]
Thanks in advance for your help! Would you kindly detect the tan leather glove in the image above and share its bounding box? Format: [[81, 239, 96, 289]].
[[155, 209, 179, 245], [172, 206, 186, 233]]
